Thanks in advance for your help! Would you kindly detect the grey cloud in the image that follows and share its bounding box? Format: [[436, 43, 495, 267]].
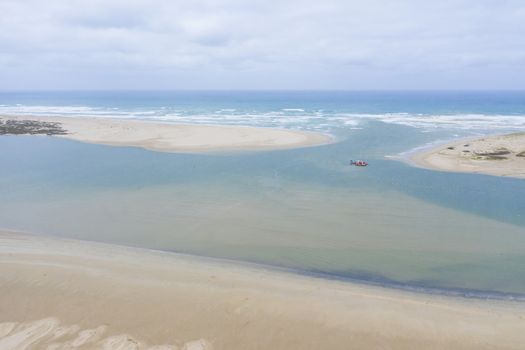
[[0, 0, 524, 89]]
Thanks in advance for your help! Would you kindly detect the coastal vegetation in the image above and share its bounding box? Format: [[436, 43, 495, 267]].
[[0, 118, 67, 135]]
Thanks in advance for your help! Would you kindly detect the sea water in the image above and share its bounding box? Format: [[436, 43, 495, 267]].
[[0, 91, 524, 298]]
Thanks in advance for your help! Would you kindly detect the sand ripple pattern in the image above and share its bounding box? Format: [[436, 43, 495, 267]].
[[0, 319, 212, 350]]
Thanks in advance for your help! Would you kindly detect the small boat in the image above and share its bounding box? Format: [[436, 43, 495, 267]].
[[350, 160, 368, 167]]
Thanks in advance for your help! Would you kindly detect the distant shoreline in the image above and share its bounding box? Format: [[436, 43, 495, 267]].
[[0, 115, 332, 153], [409, 132, 525, 179]]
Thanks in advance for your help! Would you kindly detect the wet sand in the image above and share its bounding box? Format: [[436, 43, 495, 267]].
[[0, 115, 331, 153], [1, 231, 524, 350], [410, 132, 525, 179]]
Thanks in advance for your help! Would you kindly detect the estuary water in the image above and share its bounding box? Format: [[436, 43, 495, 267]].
[[1, 91, 524, 298]]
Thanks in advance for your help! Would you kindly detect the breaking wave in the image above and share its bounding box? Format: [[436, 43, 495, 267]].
[[1, 104, 525, 133]]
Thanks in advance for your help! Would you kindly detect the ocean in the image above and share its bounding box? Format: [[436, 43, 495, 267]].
[[1, 90, 524, 298]]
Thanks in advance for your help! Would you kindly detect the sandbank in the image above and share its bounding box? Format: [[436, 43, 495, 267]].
[[0, 115, 331, 153], [410, 132, 525, 179], [1, 231, 525, 350]]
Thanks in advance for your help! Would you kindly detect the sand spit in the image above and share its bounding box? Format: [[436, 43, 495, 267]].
[[0, 115, 331, 153], [1, 231, 525, 350], [410, 132, 525, 179]]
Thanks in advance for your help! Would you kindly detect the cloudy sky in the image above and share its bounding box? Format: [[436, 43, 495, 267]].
[[1, 0, 524, 90]]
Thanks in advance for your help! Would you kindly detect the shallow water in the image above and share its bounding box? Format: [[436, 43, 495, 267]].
[[1, 91, 524, 297]]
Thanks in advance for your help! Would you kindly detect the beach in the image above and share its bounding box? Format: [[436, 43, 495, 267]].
[[1, 91, 525, 350], [0, 115, 331, 153], [1, 231, 525, 350], [1, 0, 525, 346], [410, 133, 525, 179]]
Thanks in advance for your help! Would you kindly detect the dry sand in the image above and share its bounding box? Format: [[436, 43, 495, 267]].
[[410, 132, 525, 179], [2, 115, 331, 153], [1, 231, 525, 350]]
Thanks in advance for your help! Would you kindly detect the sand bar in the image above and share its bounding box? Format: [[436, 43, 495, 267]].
[[1, 231, 525, 350], [410, 132, 525, 179], [0, 115, 331, 153]]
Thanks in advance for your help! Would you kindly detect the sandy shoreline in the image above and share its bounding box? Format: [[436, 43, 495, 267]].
[[0, 115, 331, 153], [1, 231, 525, 349], [409, 133, 525, 179]]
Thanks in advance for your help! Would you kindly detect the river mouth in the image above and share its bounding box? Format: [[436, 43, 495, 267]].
[[1, 124, 524, 297]]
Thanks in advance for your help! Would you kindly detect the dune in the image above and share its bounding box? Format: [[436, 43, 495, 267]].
[[409, 132, 525, 179]]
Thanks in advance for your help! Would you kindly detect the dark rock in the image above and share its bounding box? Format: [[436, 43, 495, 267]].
[[0, 118, 67, 136]]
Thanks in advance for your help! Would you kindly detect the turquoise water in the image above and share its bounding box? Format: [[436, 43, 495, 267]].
[[1, 91, 524, 298]]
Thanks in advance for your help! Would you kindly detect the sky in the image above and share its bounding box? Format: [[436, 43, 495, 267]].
[[0, 0, 524, 90]]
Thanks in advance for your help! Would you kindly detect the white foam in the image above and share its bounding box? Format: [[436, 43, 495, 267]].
[[2, 104, 525, 133], [365, 113, 525, 131]]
